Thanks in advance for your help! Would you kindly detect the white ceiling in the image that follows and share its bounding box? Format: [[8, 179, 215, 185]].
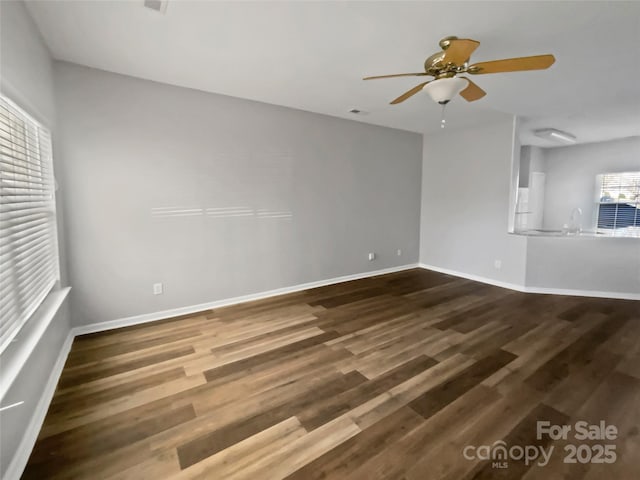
[[519, 105, 640, 148], [25, 1, 640, 136]]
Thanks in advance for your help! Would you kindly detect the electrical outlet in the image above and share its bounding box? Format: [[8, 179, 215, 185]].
[[396, 249, 402, 256], [153, 283, 163, 295], [494, 260, 502, 270], [368, 252, 376, 261]]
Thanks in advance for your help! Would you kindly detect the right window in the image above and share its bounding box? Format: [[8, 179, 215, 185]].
[[596, 171, 640, 237]]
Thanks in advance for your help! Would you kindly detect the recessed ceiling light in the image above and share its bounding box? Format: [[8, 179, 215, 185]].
[[534, 128, 577, 144]]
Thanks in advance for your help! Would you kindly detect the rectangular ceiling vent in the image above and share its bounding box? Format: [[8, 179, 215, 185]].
[[144, 0, 168, 13]]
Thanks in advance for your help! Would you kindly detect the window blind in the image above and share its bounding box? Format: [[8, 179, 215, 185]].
[[0, 95, 59, 353], [596, 171, 640, 235]]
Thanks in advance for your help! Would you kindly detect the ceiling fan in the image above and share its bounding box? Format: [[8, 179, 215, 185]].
[[364, 36, 555, 106]]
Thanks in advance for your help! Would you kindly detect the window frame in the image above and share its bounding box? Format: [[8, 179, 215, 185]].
[[595, 171, 640, 238], [0, 93, 60, 354]]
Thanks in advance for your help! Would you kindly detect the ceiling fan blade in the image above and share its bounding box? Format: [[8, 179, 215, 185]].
[[390, 81, 430, 104], [363, 73, 429, 80], [459, 77, 486, 102], [469, 54, 555, 74], [441, 38, 480, 65]]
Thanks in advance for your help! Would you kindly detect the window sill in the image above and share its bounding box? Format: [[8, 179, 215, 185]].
[[510, 231, 640, 239], [0, 287, 71, 402]]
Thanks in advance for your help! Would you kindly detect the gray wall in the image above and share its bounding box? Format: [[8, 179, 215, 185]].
[[525, 235, 640, 296], [53, 62, 423, 326], [0, 0, 55, 125], [0, 1, 72, 477], [542, 136, 640, 230], [526, 136, 640, 296], [419, 118, 528, 286], [420, 119, 639, 298]]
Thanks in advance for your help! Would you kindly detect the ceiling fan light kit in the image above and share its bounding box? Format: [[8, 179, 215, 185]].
[[364, 36, 555, 127], [422, 77, 468, 105]]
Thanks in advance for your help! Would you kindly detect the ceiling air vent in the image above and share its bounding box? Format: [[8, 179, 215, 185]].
[[144, 0, 168, 13]]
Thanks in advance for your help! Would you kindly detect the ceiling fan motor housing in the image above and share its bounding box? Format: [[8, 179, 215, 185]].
[[424, 52, 445, 72]]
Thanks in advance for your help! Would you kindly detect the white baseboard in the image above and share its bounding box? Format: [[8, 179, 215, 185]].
[[73, 263, 420, 336], [3, 330, 74, 480], [418, 263, 527, 293], [522, 285, 640, 301], [418, 263, 640, 301]]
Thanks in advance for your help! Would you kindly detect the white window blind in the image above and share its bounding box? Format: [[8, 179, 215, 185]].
[[596, 171, 640, 237], [0, 94, 59, 353]]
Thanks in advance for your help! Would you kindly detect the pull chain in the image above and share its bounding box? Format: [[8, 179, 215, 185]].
[[440, 103, 447, 129]]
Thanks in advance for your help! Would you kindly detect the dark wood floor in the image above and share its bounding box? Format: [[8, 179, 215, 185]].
[[23, 268, 639, 479]]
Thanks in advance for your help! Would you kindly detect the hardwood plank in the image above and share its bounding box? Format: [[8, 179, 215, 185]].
[[524, 313, 628, 392], [345, 384, 502, 480], [544, 348, 622, 416], [176, 370, 366, 469], [202, 330, 340, 381], [309, 286, 388, 308], [404, 386, 544, 480], [521, 371, 640, 480], [48, 367, 187, 414], [26, 441, 155, 480], [575, 371, 640, 480], [172, 417, 307, 479], [23, 404, 195, 478], [285, 406, 424, 480], [216, 415, 361, 480], [57, 345, 196, 389], [465, 403, 569, 479], [409, 349, 516, 419], [105, 448, 181, 480], [72, 313, 211, 349], [39, 374, 207, 438], [66, 328, 203, 367], [147, 357, 358, 452], [298, 354, 437, 431]]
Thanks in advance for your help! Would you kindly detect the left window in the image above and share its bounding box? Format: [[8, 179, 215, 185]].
[[0, 94, 60, 353]]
